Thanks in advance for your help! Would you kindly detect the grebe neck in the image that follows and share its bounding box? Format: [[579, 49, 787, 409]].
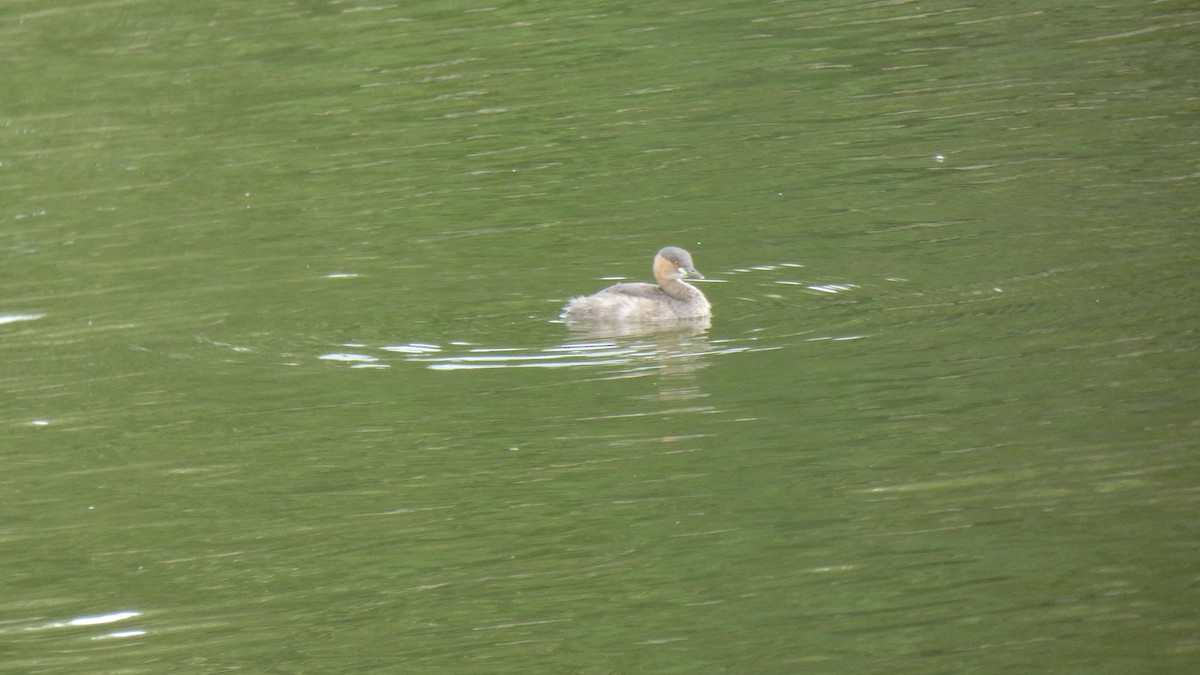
[[659, 278, 700, 300]]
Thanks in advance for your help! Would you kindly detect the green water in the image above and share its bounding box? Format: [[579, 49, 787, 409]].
[[3, 1, 1197, 672]]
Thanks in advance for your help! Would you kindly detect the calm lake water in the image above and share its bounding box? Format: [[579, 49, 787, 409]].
[[3, 1, 1198, 672]]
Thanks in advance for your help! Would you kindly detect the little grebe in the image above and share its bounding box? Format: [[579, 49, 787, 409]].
[[562, 246, 711, 322]]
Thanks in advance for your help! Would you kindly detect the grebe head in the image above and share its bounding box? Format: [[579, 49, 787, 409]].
[[654, 246, 704, 283]]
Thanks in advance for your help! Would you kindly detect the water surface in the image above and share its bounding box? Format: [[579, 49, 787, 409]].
[[3, 1, 1197, 672]]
